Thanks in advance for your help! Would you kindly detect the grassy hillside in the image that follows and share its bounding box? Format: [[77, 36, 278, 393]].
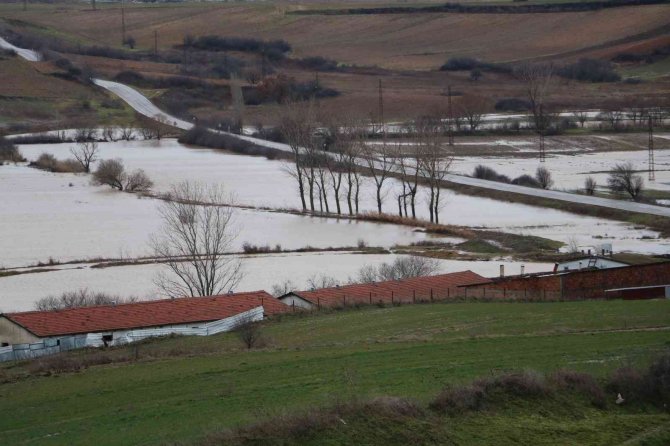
[[0, 53, 136, 131], [0, 300, 668, 445]]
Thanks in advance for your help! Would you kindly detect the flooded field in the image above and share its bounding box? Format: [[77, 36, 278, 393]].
[[0, 252, 553, 312]]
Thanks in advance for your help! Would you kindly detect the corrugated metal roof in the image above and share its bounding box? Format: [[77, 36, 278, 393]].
[[3, 291, 287, 337], [285, 271, 490, 307]]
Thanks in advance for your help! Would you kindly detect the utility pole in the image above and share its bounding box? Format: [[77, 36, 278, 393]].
[[648, 115, 656, 181], [539, 104, 546, 163], [92, 0, 96, 11], [154, 29, 158, 56], [378, 79, 384, 138], [121, 0, 126, 46], [447, 84, 454, 146]]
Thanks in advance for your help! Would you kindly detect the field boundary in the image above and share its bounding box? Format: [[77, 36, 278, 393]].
[[289, 0, 667, 16]]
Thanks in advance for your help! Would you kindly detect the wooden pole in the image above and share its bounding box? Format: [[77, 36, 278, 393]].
[[447, 85, 454, 146], [154, 30, 158, 56], [121, 0, 126, 45]]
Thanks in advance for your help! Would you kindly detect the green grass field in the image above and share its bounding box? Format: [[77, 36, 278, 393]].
[[0, 300, 668, 445]]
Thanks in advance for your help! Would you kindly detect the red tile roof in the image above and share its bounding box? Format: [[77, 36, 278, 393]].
[[284, 271, 491, 308], [3, 291, 288, 337]]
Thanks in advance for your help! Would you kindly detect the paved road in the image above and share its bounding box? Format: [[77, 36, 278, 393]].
[[4, 36, 670, 218], [0, 37, 41, 62]]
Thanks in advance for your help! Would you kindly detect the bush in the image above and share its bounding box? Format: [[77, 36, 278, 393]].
[[182, 35, 291, 59], [472, 165, 511, 183], [495, 98, 531, 112], [30, 153, 85, 173], [556, 58, 621, 83], [512, 174, 541, 188], [179, 126, 285, 159], [295, 56, 339, 72], [549, 370, 606, 408], [440, 57, 511, 74], [0, 137, 25, 162]]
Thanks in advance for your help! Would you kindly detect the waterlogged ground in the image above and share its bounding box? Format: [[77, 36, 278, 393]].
[[452, 144, 670, 193], [0, 165, 443, 267], [0, 252, 553, 312], [14, 139, 668, 256]]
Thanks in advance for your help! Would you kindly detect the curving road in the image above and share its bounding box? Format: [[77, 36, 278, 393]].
[[3, 36, 670, 218]]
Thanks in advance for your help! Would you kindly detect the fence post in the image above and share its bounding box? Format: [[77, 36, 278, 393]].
[[503, 288, 506, 298], [483, 288, 486, 298], [369, 292, 372, 304], [317, 297, 321, 310], [465, 287, 467, 298], [292, 301, 295, 312], [391, 291, 394, 304], [413, 290, 416, 303], [431, 288, 433, 299], [343, 295, 346, 307]]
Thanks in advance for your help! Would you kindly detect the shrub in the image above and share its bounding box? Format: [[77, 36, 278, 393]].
[[440, 57, 511, 74], [0, 137, 25, 162], [535, 166, 553, 189], [30, 153, 85, 173], [182, 35, 291, 58], [512, 174, 542, 188], [495, 98, 531, 112], [235, 315, 264, 349], [472, 165, 511, 183], [549, 370, 606, 408], [296, 56, 339, 72], [178, 126, 285, 159], [556, 58, 621, 83]]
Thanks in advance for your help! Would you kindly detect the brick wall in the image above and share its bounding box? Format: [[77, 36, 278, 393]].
[[467, 262, 670, 300]]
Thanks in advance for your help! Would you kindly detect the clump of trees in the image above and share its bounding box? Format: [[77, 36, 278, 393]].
[[34, 289, 137, 311], [472, 165, 553, 190], [181, 35, 291, 61], [440, 57, 511, 74], [355, 256, 441, 283], [556, 58, 621, 83], [92, 159, 153, 192], [607, 162, 644, 200]]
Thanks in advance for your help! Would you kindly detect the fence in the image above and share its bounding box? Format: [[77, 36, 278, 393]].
[[0, 306, 263, 363]]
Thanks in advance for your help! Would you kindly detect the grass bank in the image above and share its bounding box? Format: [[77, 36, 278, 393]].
[[0, 300, 668, 445]]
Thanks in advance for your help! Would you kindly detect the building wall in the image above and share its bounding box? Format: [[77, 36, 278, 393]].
[[0, 317, 40, 345], [279, 295, 314, 310], [556, 258, 628, 272], [466, 262, 670, 300]]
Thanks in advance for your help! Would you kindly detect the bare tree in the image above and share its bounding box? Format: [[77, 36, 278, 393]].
[[599, 108, 625, 131], [271, 279, 298, 297], [584, 176, 597, 195], [103, 127, 116, 141], [93, 159, 126, 190], [151, 182, 244, 298], [343, 132, 364, 215], [515, 63, 554, 133], [458, 95, 488, 131], [572, 111, 588, 128], [362, 141, 394, 214], [125, 169, 153, 192], [235, 314, 263, 349], [70, 141, 99, 173], [278, 101, 316, 211], [35, 289, 136, 311], [306, 274, 340, 290], [354, 256, 441, 283], [607, 162, 644, 200], [535, 166, 553, 189], [416, 117, 453, 223], [75, 127, 97, 142], [120, 127, 135, 141]]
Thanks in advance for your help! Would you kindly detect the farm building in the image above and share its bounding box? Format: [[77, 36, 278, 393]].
[[554, 256, 629, 272], [279, 271, 491, 309], [463, 261, 670, 300], [0, 291, 287, 361]]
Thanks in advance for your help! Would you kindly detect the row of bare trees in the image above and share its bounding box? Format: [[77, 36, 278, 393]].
[[279, 103, 454, 223]]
